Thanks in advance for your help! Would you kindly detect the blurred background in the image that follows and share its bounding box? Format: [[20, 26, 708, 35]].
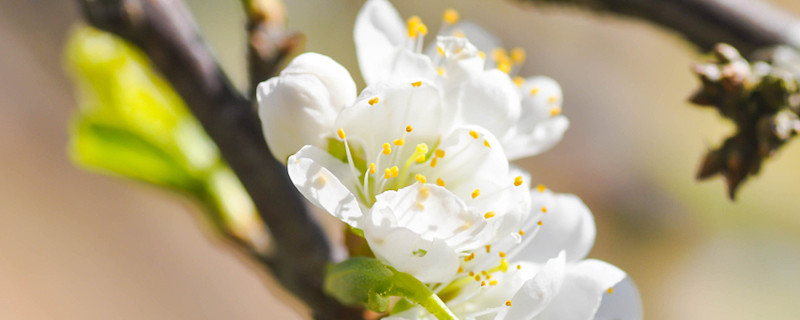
[[3, 0, 800, 319]]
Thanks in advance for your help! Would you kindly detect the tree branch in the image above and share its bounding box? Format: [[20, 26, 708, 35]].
[[521, 0, 800, 57], [77, 0, 359, 318]]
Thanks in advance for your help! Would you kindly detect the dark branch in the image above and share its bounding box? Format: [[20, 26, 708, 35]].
[[520, 0, 800, 57], [78, 0, 359, 318]]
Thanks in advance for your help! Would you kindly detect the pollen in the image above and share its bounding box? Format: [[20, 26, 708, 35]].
[[514, 176, 523, 186], [382, 143, 392, 155], [471, 189, 481, 199], [475, 275, 481, 281], [469, 130, 479, 139], [435, 149, 445, 158], [485, 245, 492, 253], [406, 125, 414, 133], [443, 8, 459, 24], [499, 251, 506, 258], [436, 178, 445, 187], [510, 47, 526, 64], [437, 46, 445, 56], [517, 264, 522, 270], [436, 66, 445, 76], [536, 184, 546, 192], [518, 230, 525, 236], [391, 166, 399, 178], [337, 128, 346, 140], [464, 252, 476, 262], [484, 211, 495, 219], [530, 87, 540, 95], [458, 266, 464, 273], [512, 76, 525, 87], [484, 139, 491, 148], [430, 157, 438, 168], [415, 174, 427, 184], [481, 270, 488, 276], [393, 138, 405, 146], [489, 280, 498, 286], [481, 281, 487, 287], [384, 168, 392, 179], [549, 107, 562, 116], [368, 97, 379, 105], [541, 206, 547, 213], [497, 61, 512, 74], [406, 16, 423, 37], [607, 288, 614, 294], [505, 300, 512, 307], [369, 163, 376, 174], [537, 221, 543, 226], [411, 81, 422, 87]]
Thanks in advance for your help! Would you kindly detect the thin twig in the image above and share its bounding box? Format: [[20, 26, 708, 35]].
[[77, 0, 360, 318]]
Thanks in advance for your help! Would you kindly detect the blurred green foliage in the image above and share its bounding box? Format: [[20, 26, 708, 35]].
[[65, 26, 267, 250]]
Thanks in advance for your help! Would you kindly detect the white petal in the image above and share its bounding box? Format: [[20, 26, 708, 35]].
[[534, 260, 627, 320], [595, 277, 643, 320], [504, 116, 569, 160], [354, 0, 406, 85], [434, 36, 486, 84], [437, 20, 502, 60], [504, 252, 567, 320], [504, 76, 566, 159], [387, 49, 439, 84], [517, 191, 596, 263], [279, 52, 356, 111], [454, 70, 521, 140], [287, 145, 363, 227], [365, 226, 459, 283]]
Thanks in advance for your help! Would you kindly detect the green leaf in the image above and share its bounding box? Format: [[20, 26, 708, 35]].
[[325, 257, 457, 319]]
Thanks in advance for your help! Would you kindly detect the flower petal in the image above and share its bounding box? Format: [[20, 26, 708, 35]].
[[505, 76, 567, 159], [257, 53, 356, 162], [354, 0, 406, 85], [595, 276, 643, 320], [517, 191, 596, 263], [534, 259, 627, 320], [504, 252, 566, 320], [452, 70, 521, 141], [437, 20, 502, 60], [287, 145, 363, 227], [503, 116, 569, 160]]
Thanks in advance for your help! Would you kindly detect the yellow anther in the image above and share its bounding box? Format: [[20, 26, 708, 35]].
[[486, 274, 492, 280], [499, 251, 506, 258], [435, 149, 445, 158], [415, 174, 427, 184], [416, 143, 429, 154], [489, 280, 498, 286], [368, 97, 379, 105], [517, 264, 522, 270], [481, 281, 487, 287], [530, 87, 540, 95], [417, 23, 428, 36], [537, 221, 543, 226], [415, 202, 425, 210], [411, 81, 422, 87], [406, 125, 414, 133], [549, 95, 558, 103], [537, 184, 546, 192], [391, 166, 399, 178], [314, 175, 327, 187], [497, 61, 512, 74], [429, 157, 438, 168], [510, 47, 526, 64], [419, 186, 430, 199], [474, 275, 481, 281], [369, 163, 376, 174], [384, 168, 392, 179], [499, 259, 508, 272], [464, 252, 476, 262], [607, 288, 614, 294], [436, 67, 445, 76], [514, 176, 524, 187], [512, 76, 525, 87], [406, 16, 422, 37], [458, 266, 464, 273], [436, 178, 445, 187], [485, 245, 492, 253], [549, 107, 562, 116], [484, 211, 495, 219], [471, 189, 481, 199], [481, 270, 488, 276], [437, 46, 445, 56], [393, 138, 405, 146], [478, 51, 486, 60], [541, 206, 547, 213], [416, 154, 426, 163], [452, 29, 466, 38], [442, 8, 459, 24], [468, 271, 475, 276], [469, 130, 479, 139], [337, 128, 346, 140], [383, 143, 392, 155], [518, 230, 525, 236], [491, 48, 508, 62], [506, 300, 512, 307], [484, 139, 491, 148]]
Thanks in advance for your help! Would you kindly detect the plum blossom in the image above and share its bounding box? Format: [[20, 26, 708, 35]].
[[354, 0, 568, 160]]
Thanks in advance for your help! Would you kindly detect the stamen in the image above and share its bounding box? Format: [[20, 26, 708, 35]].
[[369, 163, 376, 174], [549, 107, 562, 116], [406, 16, 422, 37], [458, 266, 464, 273], [510, 47, 526, 64], [411, 81, 422, 87], [481, 281, 486, 287], [484, 211, 495, 219], [436, 178, 446, 187], [469, 130, 479, 139], [452, 29, 466, 38], [478, 51, 486, 60], [536, 184, 546, 192], [607, 288, 614, 294], [512, 76, 525, 87], [436, 66, 445, 76], [393, 138, 405, 146], [468, 271, 475, 276], [537, 221, 543, 226], [337, 128, 346, 140], [549, 95, 558, 103], [384, 168, 392, 179], [383, 143, 392, 155], [419, 186, 430, 199], [489, 280, 498, 286], [516, 264, 522, 270], [368, 97, 379, 105], [505, 300, 512, 307], [514, 176, 524, 186], [435, 149, 445, 158], [499, 251, 506, 258], [415, 202, 425, 210], [530, 87, 540, 95], [474, 275, 481, 281], [391, 166, 399, 178], [491, 48, 508, 62], [430, 157, 438, 168], [471, 189, 481, 199], [442, 8, 459, 25], [406, 125, 414, 133], [518, 230, 525, 236], [484, 139, 491, 148], [497, 62, 512, 74], [437, 46, 445, 56], [485, 245, 491, 253], [415, 174, 427, 184], [541, 206, 547, 213]]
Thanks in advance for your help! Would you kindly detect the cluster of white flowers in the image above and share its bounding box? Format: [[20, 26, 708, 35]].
[[258, 0, 641, 319]]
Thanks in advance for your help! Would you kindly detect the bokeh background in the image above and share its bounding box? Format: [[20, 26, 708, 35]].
[[3, 0, 800, 319]]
